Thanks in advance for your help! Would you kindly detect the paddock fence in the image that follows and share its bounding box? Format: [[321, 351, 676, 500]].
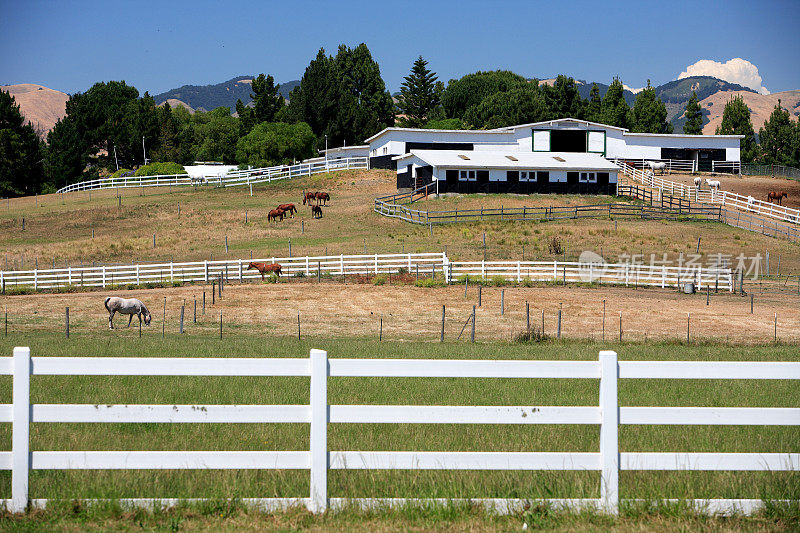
[[0, 253, 733, 292], [741, 163, 800, 181], [620, 158, 696, 174], [55, 157, 369, 194], [2, 348, 797, 514], [615, 160, 800, 226], [0, 253, 447, 291], [446, 260, 733, 291]]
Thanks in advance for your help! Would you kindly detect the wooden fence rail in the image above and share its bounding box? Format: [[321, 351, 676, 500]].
[[2, 348, 798, 514]]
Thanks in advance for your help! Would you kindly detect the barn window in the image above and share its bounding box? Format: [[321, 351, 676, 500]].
[[520, 171, 538, 182], [579, 172, 597, 183], [459, 170, 476, 181], [382, 147, 387, 155], [537, 171, 549, 181]]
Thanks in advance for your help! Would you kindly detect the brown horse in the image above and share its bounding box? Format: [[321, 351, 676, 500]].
[[247, 262, 282, 280], [267, 208, 285, 222], [767, 191, 787, 205], [311, 205, 323, 218], [302, 191, 317, 205], [315, 192, 330, 206], [277, 203, 297, 217]]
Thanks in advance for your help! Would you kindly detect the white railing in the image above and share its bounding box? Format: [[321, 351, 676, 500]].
[[622, 158, 696, 174], [0, 255, 731, 292], [615, 160, 800, 225], [446, 260, 733, 292], [711, 160, 741, 175], [55, 157, 369, 194], [0, 253, 446, 290], [2, 348, 798, 514]]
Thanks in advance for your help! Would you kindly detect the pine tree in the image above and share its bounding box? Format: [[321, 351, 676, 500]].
[[0, 89, 44, 196], [759, 101, 800, 166], [397, 56, 442, 128], [601, 78, 631, 129], [716, 95, 757, 162], [683, 91, 703, 135], [543, 75, 583, 119], [584, 83, 602, 122], [631, 80, 672, 133]]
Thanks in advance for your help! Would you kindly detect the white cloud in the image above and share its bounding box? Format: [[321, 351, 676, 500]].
[[678, 58, 770, 95], [623, 84, 643, 94]]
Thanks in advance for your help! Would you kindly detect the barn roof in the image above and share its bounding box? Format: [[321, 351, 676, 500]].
[[399, 150, 620, 171]]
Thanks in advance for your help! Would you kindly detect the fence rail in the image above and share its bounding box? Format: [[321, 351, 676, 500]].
[[2, 348, 797, 514], [55, 158, 368, 194], [615, 160, 800, 226], [0, 253, 446, 291], [0, 253, 733, 292]]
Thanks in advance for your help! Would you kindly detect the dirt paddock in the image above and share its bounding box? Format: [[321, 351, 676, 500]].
[[3, 279, 798, 344]]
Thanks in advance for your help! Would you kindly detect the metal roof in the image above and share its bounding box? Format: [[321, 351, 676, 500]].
[[492, 118, 629, 133], [401, 150, 620, 171]]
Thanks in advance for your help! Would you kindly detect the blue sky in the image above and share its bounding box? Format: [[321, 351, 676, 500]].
[[2, 0, 798, 96]]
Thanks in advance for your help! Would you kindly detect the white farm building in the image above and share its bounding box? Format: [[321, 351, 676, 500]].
[[322, 118, 743, 194]]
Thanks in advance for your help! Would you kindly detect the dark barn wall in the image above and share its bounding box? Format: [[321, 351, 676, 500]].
[[396, 165, 413, 189], [435, 171, 615, 195], [405, 142, 475, 152], [370, 155, 396, 170]]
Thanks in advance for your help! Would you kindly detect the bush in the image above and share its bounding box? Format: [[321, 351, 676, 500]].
[[111, 168, 134, 180], [514, 326, 550, 343], [414, 278, 446, 288], [548, 236, 564, 255], [134, 162, 187, 177], [372, 274, 388, 285]]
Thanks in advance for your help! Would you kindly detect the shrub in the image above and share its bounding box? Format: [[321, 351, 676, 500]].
[[372, 274, 388, 285], [134, 162, 187, 177], [111, 168, 134, 180], [548, 236, 564, 255], [414, 278, 446, 288], [294, 271, 306, 278], [514, 326, 550, 343]]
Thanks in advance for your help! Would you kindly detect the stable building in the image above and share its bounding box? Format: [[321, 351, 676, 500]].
[[394, 150, 619, 194]]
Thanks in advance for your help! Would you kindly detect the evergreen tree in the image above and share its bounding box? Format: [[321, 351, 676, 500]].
[[464, 83, 551, 129], [543, 75, 583, 119], [0, 89, 44, 196], [630, 80, 672, 133], [601, 78, 631, 129], [440, 70, 527, 120], [153, 103, 180, 163], [758, 101, 800, 166], [584, 83, 602, 122], [397, 56, 442, 128], [716, 95, 757, 162], [683, 91, 703, 135], [235, 73, 284, 136]]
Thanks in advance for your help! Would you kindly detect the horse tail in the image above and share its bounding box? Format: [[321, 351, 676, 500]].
[[104, 297, 112, 313]]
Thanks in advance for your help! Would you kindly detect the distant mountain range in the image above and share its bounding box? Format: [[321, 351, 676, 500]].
[[152, 76, 300, 113], [6, 75, 798, 137]]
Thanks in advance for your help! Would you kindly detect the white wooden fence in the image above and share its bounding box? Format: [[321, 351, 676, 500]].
[[615, 160, 800, 225], [2, 348, 798, 514], [447, 260, 733, 291], [55, 157, 368, 194], [0, 254, 732, 292], [0, 253, 447, 290]]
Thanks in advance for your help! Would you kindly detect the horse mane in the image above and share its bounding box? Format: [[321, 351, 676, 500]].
[[139, 301, 150, 316]]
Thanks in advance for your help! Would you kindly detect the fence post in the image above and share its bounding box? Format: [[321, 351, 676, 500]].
[[11, 346, 31, 513], [309, 349, 329, 513], [599, 350, 619, 515]]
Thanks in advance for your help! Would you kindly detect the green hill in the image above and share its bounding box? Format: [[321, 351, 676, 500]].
[[153, 76, 300, 113]]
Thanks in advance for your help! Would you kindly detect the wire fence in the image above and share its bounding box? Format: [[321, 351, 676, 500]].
[[741, 163, 800, 180]]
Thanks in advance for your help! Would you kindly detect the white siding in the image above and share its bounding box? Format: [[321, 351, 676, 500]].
[[588, 131, 605, 152], [533, 130, 550, 151]]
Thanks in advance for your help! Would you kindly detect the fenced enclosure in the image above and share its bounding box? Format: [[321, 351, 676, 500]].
[[0, 253, 447, 291], [2, 347, 798, 514], [620, 158, 696, 174], [741, 163, 800, 181], [0, 253, 733, 292], [55, 157, 368, 194]]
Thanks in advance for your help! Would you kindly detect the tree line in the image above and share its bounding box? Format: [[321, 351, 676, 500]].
[[2, 47, 800, 197]]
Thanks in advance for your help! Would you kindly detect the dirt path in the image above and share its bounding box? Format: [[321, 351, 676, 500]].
[[664, 172, 800, 209]]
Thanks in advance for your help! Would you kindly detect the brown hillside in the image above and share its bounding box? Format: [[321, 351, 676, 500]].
[[165, 98, 194, 113], [1, 83, 68, 137], [700, 89, 800, 134]]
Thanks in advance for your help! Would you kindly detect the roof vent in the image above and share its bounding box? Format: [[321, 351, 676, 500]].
[[505, 155, 518, 161], [458, 154, 470, 160], [552, 156, 566, 162]]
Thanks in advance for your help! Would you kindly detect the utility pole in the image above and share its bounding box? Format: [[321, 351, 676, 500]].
[[142, 136, 148, 165]]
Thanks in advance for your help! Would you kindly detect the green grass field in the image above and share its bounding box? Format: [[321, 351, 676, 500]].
[[0, 334, 796, 522]]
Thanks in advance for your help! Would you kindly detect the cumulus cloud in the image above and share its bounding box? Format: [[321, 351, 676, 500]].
[[623, 84, 643, 94], [678, 58, 770, 95]]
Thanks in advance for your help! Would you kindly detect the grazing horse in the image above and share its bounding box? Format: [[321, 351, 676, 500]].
[[693, 177, 702, 187], [315, 192, 330, 206], [767, 191, 787, 205], [267, 208, 285, 222], [105, 297, 151, 329], [311, 205, 323, 218], [277, 203, 297, 217], [302, 191, 317, 205], [247, 262, 282, 280]]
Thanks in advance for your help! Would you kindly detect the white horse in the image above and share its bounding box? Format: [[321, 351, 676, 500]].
[[105, 297, 151, 329], [705, 178, 721, 190], [646, 161, 667, 175], [693, 177, 702, 187]]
